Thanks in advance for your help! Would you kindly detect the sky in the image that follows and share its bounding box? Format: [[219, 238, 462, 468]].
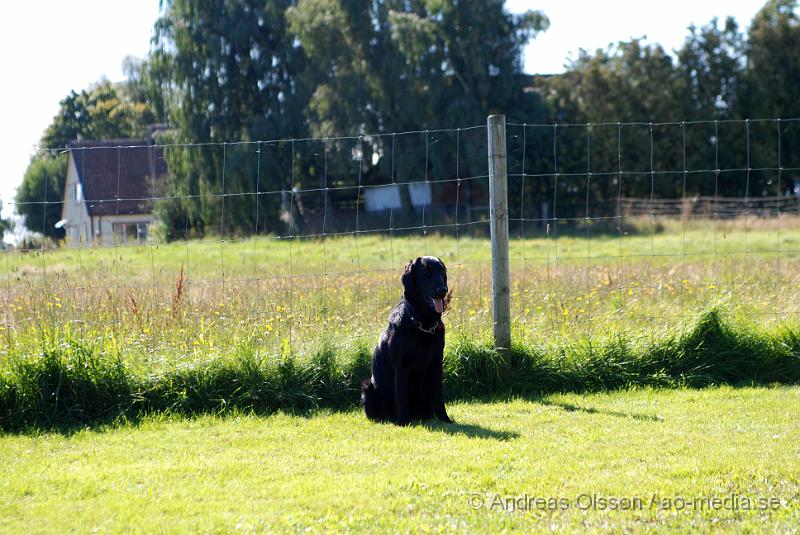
[[0, 0, 769, 238]]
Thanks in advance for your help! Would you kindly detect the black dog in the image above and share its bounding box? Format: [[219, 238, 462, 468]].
[[361, 256, 453, 426]]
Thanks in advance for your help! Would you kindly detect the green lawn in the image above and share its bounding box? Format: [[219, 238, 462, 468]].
[[2, 218, 798, 532], [2, 386, 798, 533]]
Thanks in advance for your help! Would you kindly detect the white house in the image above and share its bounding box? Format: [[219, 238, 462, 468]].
[[364, 182, 432, 212], [61, 140, 166, 246]]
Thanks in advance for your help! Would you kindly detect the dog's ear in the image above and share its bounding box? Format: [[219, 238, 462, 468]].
[[401, 259, 416, 291]]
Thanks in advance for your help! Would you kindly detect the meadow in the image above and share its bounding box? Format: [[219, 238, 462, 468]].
[[3, 215, 800, 365], [1, 215, 799, 429], [1, 216, 799, 532]]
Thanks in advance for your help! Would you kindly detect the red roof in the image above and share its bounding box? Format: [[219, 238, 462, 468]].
[[69, 140, 167, 216]]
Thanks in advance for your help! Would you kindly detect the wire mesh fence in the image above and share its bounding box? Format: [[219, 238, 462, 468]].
[[507, 118, 800, 342], [3, 117, 800, 363]]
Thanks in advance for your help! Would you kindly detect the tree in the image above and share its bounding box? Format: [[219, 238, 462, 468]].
[[122, 55, 171, 127], [149, 0, 309, 238], [288, 0, 548, 224], [288, 0, 548, 135], [744, 0, 800, 193], [531, 0, 799, 210], [673, 18, 749, 194], [539, 39, 690, 215], [0, 202, 11, 238], [40, 80, 157, 150], [15, 154, 67, 241], [146, 0, 549, 238], [677, 17, 746, 121], [745, 0, 800, 119], [546, 40, 686, 125]]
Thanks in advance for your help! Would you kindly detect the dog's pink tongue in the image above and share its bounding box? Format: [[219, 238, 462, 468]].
[[434, 298, 444, 314]]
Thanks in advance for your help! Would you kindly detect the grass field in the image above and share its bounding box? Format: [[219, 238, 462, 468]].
[[1, 386, 798, 533], [1, 216, 799, 532], [3, 216, 800, 365], [2, 216, 800, 427]]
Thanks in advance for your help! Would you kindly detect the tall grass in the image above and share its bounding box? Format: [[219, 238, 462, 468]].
[[3, 221, 800, 430], [4, 229, 800, 364], [2, 308, 798, 432]]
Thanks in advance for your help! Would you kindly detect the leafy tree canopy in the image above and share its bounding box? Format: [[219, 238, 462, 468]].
[[41, 80, 157, 150], [15, 154, 67, 241], [0, 201, 11, 237]]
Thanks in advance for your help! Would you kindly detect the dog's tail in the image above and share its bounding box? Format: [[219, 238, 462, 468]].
[[361, 379, 387, 421]]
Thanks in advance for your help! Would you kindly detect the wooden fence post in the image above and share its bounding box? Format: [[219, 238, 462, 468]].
[[487, 115, 511, 358]]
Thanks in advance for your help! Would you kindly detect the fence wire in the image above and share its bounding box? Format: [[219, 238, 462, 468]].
[[2, 118, 800, 362], [506, 118, 800, 342]]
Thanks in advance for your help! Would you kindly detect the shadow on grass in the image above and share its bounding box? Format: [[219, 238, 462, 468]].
[[537, 399, 664, 422], [422, 419, 520, 441]]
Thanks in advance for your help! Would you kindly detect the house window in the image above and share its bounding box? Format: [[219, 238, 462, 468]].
[[67, 183, 83, 202], [113, 222, 149, 245], [364, 183, 432, 212]]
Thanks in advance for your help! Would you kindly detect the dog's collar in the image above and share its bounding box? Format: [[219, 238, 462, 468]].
[[413, 319, 441, 334], [406, 304, 443, 335]]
